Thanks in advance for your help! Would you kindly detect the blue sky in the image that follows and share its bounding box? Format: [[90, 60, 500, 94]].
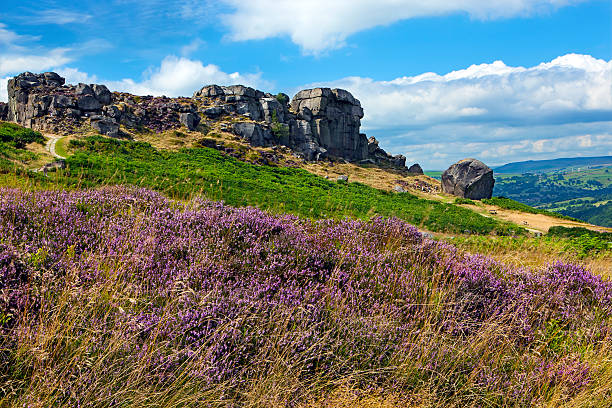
[[1, 0, 611, 169]]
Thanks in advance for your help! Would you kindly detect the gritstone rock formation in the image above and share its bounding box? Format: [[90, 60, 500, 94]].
[[6, 72, 406, 170], [441, 158, 495, 200], [193, 84, 406, 168], [407, 163, 424, 174]]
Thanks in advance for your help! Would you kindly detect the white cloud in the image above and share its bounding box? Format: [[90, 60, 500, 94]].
[[104, 55, 269, 97], [180, 38, 206, 57], [219, 0, 585, 53], [309, 54, 611, 131], [55, 67, 99, 84], [301, 54, 611, 168], [28, 9, 92, 25], [0, 48, 73, 77], [394, 125, 612, 169], [0, 76, 9, 103], [0, 23, 76, 96], [1, 55, 267, 103]]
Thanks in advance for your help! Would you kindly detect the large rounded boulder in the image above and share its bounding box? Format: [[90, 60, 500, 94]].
[[441, 158, 495, 200]]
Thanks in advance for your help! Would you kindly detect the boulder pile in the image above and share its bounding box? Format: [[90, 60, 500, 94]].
[[441, 158, 495, 200], [6, 72, 406, 170], [6, 72, 201, 137]]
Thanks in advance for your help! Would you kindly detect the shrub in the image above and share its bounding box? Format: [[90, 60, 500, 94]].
[[275, 93, 289, 105], [0, 187, 608, 406], [0, 122, 45, 149], [270, 111, 289, 140]]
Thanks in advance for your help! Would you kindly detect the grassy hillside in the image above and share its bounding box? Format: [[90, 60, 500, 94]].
[[0, 122, 45, 168], [482, 197, 580, 221], [38, 136, 517, 235], [1, 187, 610, 406], [493, 167, 612, 227]]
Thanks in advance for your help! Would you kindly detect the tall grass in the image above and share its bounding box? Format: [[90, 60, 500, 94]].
[[1, 186, 610, 407]]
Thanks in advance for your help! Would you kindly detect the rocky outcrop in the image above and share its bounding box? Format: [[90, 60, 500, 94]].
[[0, 102, 7, 121], [441, 158, 495, 200], [193, 84, 406, 167], [407, 163, 423, 174], [290, 88, 367, 161], [6, 72, 406, 170], [6, 72, 201, 136], [232, 122, 275, 147], [365, 136, 406, 168]]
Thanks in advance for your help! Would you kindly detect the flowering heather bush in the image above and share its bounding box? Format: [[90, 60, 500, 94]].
[[0, 186, 610, 406]]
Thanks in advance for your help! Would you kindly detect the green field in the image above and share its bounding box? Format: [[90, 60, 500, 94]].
[[493, 166, 612, 227], [424, 170, 442, 179], [0, 130, 524, 236]]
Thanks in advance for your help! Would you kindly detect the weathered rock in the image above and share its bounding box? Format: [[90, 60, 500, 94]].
[[77, 95, 101, 111], [52, 95, 76, 109], [7, 72, 408, 171], [201, 106, 225, 118], [366, 136, 407, 168], [407, 163, 424, 174], [232, 122, 275, 147], [235, 100, 263, 121], [0, 103, 7, 120], [75, 83, 94, 96], [91, 117, 119, 138], [180, 112, 200, 131], [41, 160, 66, 173], [441, 158, 495, 200], [223, 85, 264, 99], [42, 72, 65, 87], [337, 175, 349, 182], [92, 84, 112, 105], [102, 105, 122, 120], [290, 88, 368, 161], [193, 85, 224, 98], [260, 97, 285, 123]]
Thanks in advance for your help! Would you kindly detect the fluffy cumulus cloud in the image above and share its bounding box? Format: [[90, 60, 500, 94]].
[[0, 56, 268, 102], [305, 54, 612, 168], [104, 56, 268, 97], [220, 0, 585, 53], [0, 48, 73, 78]]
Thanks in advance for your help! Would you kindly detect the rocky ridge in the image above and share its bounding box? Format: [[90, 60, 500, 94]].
[[5, 72, 406, 169]]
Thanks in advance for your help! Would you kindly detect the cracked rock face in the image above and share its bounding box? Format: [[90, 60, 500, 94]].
[[290, 88, 368, 162], [441, 158, 495, 200]]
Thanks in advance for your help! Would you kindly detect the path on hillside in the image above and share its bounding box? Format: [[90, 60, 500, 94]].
[[45, 134, 65, 160]]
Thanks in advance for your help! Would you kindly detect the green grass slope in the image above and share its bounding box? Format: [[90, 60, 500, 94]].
[[2, 132, 523, 235]]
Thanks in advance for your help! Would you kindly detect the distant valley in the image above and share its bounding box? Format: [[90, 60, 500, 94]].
[[492, 157, 612, 227]]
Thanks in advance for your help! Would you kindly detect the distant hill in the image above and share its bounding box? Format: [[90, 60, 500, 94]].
[[495, 156, 612, 174], [493, 165, 612, 227]]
